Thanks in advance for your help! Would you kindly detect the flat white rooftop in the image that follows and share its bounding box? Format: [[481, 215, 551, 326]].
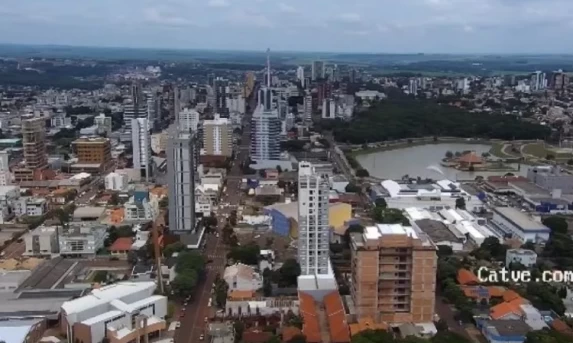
[[364, 224, 419, 240]]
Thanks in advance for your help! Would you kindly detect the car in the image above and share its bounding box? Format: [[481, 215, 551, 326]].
[[207, 259, 213, 263], [183, 301, 188, 306], [204, 316, 208, 323], [176, 322, 181, 329], [199, 335, 204, 341]]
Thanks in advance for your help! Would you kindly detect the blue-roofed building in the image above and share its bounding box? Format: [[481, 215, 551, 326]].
[[479, 319, 530, 343], [264, 201, 297, 237]]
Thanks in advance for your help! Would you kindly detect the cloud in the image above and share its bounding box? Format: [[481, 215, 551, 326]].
[[226, 10, 274, 28], [207, 0, 230, 8], [335, 13, 361, 24], [278, 3, 296, 13], [142, 7, 196, 27]]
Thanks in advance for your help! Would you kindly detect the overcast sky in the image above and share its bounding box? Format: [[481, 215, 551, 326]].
[[1, 0, 573, 53]]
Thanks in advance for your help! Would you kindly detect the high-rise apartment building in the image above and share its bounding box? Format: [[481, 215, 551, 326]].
[[72, 137, 112, 168], [297, 162, 331, 276], [214, 77, 229, 116], [250, 104, 281, 162], [0, 150, 11, 185], [131, 118, 152, 179], [123, 100, 147, 131], [203, 114, 233, 157], [551, 70, 569, 92], [21, 114, 48, 170], [350, 224, 437, 324], [311, 60, 325, 81], [166, 125, 197, 232], [303, 95, 313, 123], [297, 66, 305, 88], [177, 108, 200, 132], [530, 71, 547, 92], [94, 113, 112, 136]]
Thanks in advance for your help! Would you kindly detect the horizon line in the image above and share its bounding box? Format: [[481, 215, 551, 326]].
[[1, 42, 573, 57]]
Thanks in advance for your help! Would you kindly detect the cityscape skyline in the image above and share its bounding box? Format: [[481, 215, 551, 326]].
[[2, 0, 573, 54]]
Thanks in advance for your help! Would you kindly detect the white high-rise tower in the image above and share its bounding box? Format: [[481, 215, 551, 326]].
[[297, 66, 305, 88]]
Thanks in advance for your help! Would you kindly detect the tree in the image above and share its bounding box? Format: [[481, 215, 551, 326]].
[[286, 335, 307, 343], [227, 243, 260, 265], [164, 242, 185, 258], [175, 251, 205, 275], [542, 216, 568, 235], [345, 183, 361, 193], [276, 165, 283, 173], [258, 169, 266, 178], [213, 274, 229, 308], [262, 268, 273, 296], [435, 319, 448, 332], [171, 270, 198, 297], [455, 197, 466, 210], [374, 198, 387, 208], [445, 151, 454, 159], [108, 193, 120, 206], [524, 329, 572, 343], [437, 245, 454, 258], [356, 168, 369, 177], [546, 154, 555, 160], [159, 197, 168, 208], [277, 259, 301, 287]]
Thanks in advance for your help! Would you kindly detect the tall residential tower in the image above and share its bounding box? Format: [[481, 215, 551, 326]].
[[166, 125, 198, 233]]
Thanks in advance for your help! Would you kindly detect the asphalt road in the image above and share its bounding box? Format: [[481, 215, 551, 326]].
[[175, 91, 255, 343]]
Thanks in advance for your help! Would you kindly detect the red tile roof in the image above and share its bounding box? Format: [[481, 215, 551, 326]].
[[490, 297, 526, 320], [241, 328, 273, 343], [457, 269, 480, 285], [324, 291, 351, 343], [109, 237, 133, 251], [551, 319, 573, 336], [458, 152, 483, 164], [282, 327, 303, 342], [502, 290, 521, 302], [298, 292, 321, 343]]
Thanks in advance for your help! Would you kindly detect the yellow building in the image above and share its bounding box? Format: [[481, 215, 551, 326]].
[[329, 202, 352, 230]]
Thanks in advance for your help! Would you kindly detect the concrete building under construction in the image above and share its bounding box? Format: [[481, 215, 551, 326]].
[[350, 223, 437, 324]]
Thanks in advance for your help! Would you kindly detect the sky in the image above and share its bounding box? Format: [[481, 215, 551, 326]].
[[1, 0, 573, 53]]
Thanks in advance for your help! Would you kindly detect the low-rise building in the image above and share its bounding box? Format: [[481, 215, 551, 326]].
[[109, 237, 134, 259], [0, 317, 47, 343], [14, 197, 47, 216], [223, 263, 263, 292], [506, 249, 537, 267], [58, 223, 107, 257], [24, 226, 59, 256], [380, 179, 484, 212], [123, 191, 159, 222], [491, 207, 551, 243], [0, 185, 20, 223], [61, 282, 167, 343]]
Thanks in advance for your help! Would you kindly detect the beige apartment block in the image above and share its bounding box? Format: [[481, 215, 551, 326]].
[[21, 114, 48, 170], [350, 223, 437, 324], [203, 114, 233, 157]]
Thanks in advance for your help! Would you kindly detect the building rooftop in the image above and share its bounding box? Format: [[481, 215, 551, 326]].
[[507, 248, 536, 256], [483, 319, 531, 337], [0, 318, 42, 343], [109, 237, 133, 251], [364, 224, 419, 240], [493, 207, 550, 232], [61, 281, 156, 316]]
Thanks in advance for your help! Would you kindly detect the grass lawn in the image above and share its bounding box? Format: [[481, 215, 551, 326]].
[[489, 143, 507, 158], [522, 142, 549, 158]]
